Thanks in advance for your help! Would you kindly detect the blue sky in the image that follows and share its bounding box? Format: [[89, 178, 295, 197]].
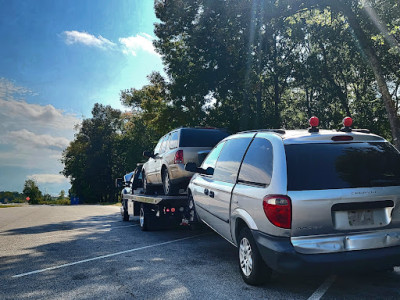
[[0, 0, 164, 195]]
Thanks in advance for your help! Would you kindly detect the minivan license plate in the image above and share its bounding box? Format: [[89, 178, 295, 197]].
[[348, 210, 374, 226]]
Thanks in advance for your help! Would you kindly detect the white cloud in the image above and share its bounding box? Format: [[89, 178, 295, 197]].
[[119, 33, 160, 57], [0, 78, 35, 99], [62, 30, 160, 57], [63, 30, 116, 50], [0, 98, 79, 131], [6, 129, 70, 151], [0, 78, 78, 194], [27, 174, 68, 184]]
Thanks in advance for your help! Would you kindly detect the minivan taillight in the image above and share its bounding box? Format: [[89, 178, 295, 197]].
[[174, 150, 184, 164], [263, 195, 292, 229]]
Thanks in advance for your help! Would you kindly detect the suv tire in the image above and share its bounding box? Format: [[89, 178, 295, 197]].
[[143, 173, 154, 195], [162, 168, 177, 196], [238, 227, 271, 285]]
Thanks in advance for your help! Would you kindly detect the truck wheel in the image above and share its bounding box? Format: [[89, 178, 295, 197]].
[[123, 201, 129, 222], [140, 204, 155, 231], [188, 193, 202, 230], [143, 173, 153, 195], [162, 168, 177, 196], [238, 227, 271, 285]]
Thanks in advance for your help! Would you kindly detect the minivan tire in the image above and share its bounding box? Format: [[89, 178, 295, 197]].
[[238, 227, 271, 285]]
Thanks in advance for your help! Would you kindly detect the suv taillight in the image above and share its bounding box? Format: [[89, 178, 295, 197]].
[[174, 150, 184, 164], [263, 195, 292, 229]]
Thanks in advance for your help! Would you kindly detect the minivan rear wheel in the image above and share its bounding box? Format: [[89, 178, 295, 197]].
[[238, 227, 271, 285]]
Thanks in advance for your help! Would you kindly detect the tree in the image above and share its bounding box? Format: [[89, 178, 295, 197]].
[[152, 0, 397, 145], [58, 190, 66, 200], [23, 179, 42, 204], [62, 104, 123, 203]]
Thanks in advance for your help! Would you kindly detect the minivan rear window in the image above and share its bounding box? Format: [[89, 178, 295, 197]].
[[285, 142, 400, 191], [179, 129, 229, 147]]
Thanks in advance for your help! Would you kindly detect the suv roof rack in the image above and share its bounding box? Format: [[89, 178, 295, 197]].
[[238, 129, 286, 135], [171, 126, 229, 132]]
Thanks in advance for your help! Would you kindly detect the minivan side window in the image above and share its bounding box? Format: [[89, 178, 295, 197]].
[[238, 138, 273, 187], [169, 131, 179, 149], [213, 138, 252, 184], [201, 141, 225, 170]]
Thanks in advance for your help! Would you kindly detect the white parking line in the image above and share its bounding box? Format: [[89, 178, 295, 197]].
[[307, 275, 336, 300], [12, 233, 208, 278], [38, 224, 139, 239]]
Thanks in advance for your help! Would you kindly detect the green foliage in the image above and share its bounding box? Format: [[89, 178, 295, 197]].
[[152, 0, 398, 140], [38, 197, 70, 205], [62, 104, 124, 203], [0, 191, 25, 203], [23, 179, 42, 204]]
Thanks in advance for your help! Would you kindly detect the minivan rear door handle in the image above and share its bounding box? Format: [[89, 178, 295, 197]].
[[209, 191, 214, 198], [204, 188, 209, 195]]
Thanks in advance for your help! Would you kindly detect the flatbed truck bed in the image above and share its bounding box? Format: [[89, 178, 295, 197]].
[[121, 190, 196, 231]]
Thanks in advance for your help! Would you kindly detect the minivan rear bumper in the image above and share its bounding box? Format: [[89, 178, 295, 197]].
[[252, 230, 400, 274]]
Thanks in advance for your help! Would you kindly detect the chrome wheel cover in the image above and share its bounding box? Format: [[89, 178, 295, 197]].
[[239, 237, 253, 277]]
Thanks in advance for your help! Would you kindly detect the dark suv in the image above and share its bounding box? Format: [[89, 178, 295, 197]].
[[142, 127, 229, 195]]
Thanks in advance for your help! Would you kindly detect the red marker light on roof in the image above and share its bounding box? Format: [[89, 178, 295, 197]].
[[309, 116, 319, 127], [343, 117, 353, 127]]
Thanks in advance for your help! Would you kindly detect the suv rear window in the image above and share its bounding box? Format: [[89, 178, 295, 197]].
[[285, 142, 400, 191], [179, 129, 229, 147]]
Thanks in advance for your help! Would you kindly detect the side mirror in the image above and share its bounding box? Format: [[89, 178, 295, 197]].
[[143, 150, 154, 158], [115, 178, 123, 188], [205, 167, 214, 176], [185, 163, 214, 176]]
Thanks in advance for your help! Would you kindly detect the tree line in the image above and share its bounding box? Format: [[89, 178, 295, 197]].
[[0, 180, 69, 205], [62, 0, 400, 203]]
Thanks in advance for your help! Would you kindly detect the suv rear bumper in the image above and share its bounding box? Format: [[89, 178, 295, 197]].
[[252, 230, 400, 274]]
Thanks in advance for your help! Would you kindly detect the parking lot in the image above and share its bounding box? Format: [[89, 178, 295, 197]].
[[1, 206, 400, 299]]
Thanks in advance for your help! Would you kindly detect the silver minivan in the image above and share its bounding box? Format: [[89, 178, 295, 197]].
[[187, 118, 400, 285], [142, 127, 229, 195]]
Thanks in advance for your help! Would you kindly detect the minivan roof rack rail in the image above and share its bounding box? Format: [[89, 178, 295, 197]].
[[351, 129, 371, 134], [238, 129, 286, 135]]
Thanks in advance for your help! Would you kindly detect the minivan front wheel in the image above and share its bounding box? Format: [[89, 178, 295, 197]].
[[238, 227, 271, 285]]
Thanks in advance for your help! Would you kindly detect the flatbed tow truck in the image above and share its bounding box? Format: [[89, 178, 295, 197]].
[[118, 178, 197, 231], [117, 165, 197, 231]]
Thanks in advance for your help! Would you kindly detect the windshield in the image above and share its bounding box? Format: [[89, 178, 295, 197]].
[[285, 142, 400, 191]]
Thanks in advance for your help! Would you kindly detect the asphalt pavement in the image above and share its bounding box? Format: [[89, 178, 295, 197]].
[[1, 205, 400, 299]]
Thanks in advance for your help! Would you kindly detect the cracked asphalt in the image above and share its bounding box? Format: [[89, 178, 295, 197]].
[[1, 205, 400, 299]]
